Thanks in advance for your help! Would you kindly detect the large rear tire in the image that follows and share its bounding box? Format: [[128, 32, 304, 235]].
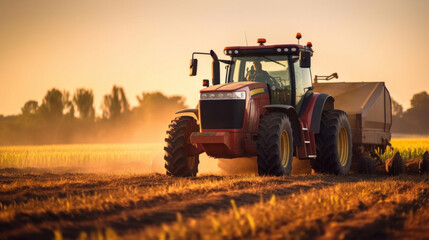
[[312, 110, 352, 175], [164, 116, 200, 177], [257, 112, 293, 176]]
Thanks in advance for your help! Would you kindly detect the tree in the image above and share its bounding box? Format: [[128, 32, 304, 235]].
[[403, 91, 429, 133], [73, 88, 95, 121], [135, 92, 186, 115], [39, 88, 64, 120], [132, 92, 187, 142], [21, 100, 39, 115], [101, 85, 129, 120], [62, 90, 74, 118], [391, 98, 403, 117], [410, 91, 429, 109]]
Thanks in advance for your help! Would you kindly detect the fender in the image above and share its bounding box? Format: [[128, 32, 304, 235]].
[[309, 93, 335, 133], [175, 109, 199, 120], [262, 105, 302, 146]]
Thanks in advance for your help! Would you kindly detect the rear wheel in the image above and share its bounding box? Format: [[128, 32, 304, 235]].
[[312, 110, 352, 175], [164, 116, 200, 177], [257, 112, 293, 176]]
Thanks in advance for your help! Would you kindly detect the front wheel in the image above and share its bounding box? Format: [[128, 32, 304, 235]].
[[312, 110, 352, 175], [164, 116, 200, 177], [257, 112, 293, 176]]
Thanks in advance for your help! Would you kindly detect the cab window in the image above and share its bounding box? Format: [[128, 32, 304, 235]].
[[229, 56, 292, 105]]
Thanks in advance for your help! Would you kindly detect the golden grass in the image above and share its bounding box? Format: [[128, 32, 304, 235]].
[[134, 176, 428, 240], [0, 174, 276, 222], [0, 138, 427, 172], [1, 173, 428, 239]]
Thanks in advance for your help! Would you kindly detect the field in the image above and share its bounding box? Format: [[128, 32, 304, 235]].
[[381, 139, 429, 162], [0, 139, 428, 240]]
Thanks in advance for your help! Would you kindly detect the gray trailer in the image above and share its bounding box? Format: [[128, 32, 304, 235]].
[[313, 80, 392, 167]]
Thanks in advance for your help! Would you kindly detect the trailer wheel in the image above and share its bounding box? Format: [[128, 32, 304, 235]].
[[164, 116, 200, 177], [257, 112, 293, 176], [359, 153, 376, 174], [312, 110, 352, 175]]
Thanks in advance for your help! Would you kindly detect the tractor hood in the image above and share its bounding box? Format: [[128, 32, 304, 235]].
[[200, 82, 267, 93]]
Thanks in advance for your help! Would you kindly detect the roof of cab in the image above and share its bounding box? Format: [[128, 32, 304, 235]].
[[223, 44, 304, 56], [224, 44, 303, 50]]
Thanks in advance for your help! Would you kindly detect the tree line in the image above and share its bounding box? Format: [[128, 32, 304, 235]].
[[0, 88, 427, 145], [391, 91, 429, 134], [0, 86, 187, 145]]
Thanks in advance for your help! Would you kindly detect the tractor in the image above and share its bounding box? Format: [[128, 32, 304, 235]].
[[164, 33, 392, 176]]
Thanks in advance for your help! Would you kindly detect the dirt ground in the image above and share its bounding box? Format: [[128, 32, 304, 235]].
[[0, 169, 428, 240]]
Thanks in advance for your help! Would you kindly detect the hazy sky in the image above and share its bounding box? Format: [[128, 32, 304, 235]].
[[1, 0, 428, 116]]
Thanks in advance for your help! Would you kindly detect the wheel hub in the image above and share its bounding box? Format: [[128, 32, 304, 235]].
[[338, 126, 349, 166], [281, 130, 291, 168]]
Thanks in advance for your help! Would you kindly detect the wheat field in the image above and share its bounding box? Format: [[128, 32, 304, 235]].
[[0, 139, 427, 171], [381, 139, 429, 161], [0, 143, 164, 173]]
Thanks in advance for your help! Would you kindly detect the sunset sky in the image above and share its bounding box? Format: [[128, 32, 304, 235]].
[[1, 0, 428, 116]]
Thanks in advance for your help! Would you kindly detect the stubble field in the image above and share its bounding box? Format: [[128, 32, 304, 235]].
[[0, 139, 428, 240]]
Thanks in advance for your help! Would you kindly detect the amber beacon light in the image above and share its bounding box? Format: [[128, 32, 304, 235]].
[[202, 79, 209, 87]]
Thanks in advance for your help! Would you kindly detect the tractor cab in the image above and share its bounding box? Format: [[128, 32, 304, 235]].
[[224, 42, 313, 114]]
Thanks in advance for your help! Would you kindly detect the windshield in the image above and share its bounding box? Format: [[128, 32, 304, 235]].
[[229, 55, 291, 104]]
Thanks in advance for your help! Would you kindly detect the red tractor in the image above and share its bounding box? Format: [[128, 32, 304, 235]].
[[164, 33, 392, 176]]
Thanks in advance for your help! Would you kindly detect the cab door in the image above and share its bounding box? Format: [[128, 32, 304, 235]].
[[293, 60, 312, 113]]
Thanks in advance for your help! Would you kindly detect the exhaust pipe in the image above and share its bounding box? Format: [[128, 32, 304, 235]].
[[210, 50, 220, 85]]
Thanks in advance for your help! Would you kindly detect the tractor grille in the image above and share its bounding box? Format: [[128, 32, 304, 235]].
[[200, 100, 246, 129]]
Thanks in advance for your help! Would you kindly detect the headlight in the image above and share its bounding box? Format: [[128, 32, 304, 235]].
[[200, 91, 246, 100]]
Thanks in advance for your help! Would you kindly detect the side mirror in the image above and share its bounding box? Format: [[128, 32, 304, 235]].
[[190, 59, 198, 76], [299, 51, 311, 68]]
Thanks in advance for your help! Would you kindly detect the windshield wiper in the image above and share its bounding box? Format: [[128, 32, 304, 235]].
[[263, 56, 286, 67]]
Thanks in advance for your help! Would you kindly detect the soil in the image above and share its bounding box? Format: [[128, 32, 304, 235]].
[[0, 169, 428, 240]]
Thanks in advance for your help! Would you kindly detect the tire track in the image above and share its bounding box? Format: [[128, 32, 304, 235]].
[[1, 179, 334, 239], [317, 187, 428, 240], [253, 182, 427, 240], [1, 174, 416, 240], [129, 177, 428, 240], [0, 174, 333, 207]]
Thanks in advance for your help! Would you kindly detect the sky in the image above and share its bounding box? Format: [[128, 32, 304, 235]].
[[0, 0, 428, 116]]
